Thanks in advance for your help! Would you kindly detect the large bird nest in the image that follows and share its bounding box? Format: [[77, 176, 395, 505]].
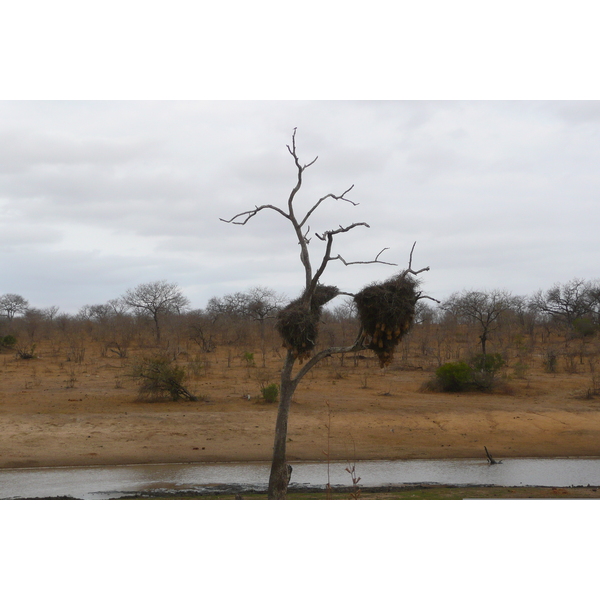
[[354, 274, 419, 367], [276, 284, 339, 361]]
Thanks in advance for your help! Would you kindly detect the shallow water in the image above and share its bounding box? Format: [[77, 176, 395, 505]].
[[1, 457, 599, 499]]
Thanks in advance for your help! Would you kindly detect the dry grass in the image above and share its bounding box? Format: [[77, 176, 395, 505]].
[[1, 335, 600, 469]]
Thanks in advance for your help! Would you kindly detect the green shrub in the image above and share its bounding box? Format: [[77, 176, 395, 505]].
[[261, 383, 279, 404], [131, 355, 198, 402], [2, 335, 16, 348], [512, 360, 529, 379], [428, 353, 506, 393], [469, 353, 505, 390], [434, 361, 473, 392], [573, 317, 597, 338], [469, 353, 505, 373]]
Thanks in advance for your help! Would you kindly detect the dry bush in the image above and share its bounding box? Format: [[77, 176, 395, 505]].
[[130, 355, 199, 402], [67, 343, 86, 364], [15, 343, 37, 360]]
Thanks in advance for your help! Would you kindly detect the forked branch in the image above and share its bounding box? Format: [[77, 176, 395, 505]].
[[219, 203, 290, 226], [399, 242, 440, 303], [293, 331, 367, 384], [300, 186, 357, 227], [307, 225, 395, 300], [315, 222, 370, 240], [331, 247, 397, 267], [287, 127, 318, 170], [399, 242, 430, 277]]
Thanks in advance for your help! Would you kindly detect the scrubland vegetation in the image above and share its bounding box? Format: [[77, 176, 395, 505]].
[[1, 276, 600, 403]]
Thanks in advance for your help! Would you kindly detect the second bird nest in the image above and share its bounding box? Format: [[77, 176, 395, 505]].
[[353, 275, 419, 367]]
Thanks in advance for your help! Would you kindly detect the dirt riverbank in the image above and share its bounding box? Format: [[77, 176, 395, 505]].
[[1, 347, 600, 469]]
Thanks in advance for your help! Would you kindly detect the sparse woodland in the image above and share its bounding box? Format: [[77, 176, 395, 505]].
[[2, 276, 600, 401]]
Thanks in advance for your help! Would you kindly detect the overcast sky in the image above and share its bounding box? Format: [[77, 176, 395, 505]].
[[0, 100, 599, 314]]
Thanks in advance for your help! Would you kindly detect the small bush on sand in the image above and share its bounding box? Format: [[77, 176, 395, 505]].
[[431, 361, 473, 392], [131, 355, 198, 402], [469, 353, 505, 390], [261, 383, 279, 404], [16, 343, 37, 360], [242, 351, 255, 367], [424, 353, 506, 393]]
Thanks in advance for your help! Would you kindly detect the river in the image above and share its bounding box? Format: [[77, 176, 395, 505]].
[[2, 457, 600, 499]]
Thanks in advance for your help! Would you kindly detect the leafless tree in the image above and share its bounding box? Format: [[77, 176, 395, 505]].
[[529, 278, 598, 329], [122, 280, 190, 342], [186, 309, 218, 353], [243, 287, 287, 366], [106, 297, 129, 316], [443, 289, 515, 356], [221, 129, 433, 499], [22, 308, 46, 341], [78, 303, 113, 322], [206, 292, 249, 318], [0, 293, 30, 321], [41, 306, 60, 321]]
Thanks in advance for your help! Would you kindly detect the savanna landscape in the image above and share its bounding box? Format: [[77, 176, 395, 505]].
[[2, 278, 600, 499]]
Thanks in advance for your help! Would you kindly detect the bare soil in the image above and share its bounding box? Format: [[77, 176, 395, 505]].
[[2, 344, 600, 469]]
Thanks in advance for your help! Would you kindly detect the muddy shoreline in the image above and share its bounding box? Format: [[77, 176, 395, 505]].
[[17, 483, 600, 501]]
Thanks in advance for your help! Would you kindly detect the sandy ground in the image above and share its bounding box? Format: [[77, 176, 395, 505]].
[[1, 345, 600, 469]]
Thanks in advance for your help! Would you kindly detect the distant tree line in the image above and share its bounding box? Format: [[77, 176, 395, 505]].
[[1, 277, 600, 367]]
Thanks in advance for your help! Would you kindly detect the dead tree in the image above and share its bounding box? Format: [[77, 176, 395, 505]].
[[221, 129, 434, 499], [484, 446, 502, 465]]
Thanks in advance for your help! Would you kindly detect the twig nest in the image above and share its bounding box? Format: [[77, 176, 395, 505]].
[[310, 284, 339, 310], [276, 284, 339, 361], [354, 275, 419, 367]]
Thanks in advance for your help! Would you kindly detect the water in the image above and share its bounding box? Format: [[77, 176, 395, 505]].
[[2, 457, 600, 499]]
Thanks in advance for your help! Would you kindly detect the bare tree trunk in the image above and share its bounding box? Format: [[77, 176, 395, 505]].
[[260, 318, 266, 368], [480, 332, 487, 356], [268, 351, 298, 499], [154, 313, 161, 343]]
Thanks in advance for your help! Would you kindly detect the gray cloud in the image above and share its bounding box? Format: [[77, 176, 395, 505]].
[[0, 100, 599, 313]]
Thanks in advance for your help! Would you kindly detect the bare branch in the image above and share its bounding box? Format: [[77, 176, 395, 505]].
[[302, 225, 311, 244], [331, 247, 397, 267], [299, 185, 357, 228], [286, 127, 318, 169], [308, 223, 392, 299], [417, 294, 441, 304], [287, 144, 318, 170], [408, 241, 416, 267], [398, 242, 430, 277], [315, 222, 370, 241], [220, 204, 290, 225], [293, 330, 367, 384]]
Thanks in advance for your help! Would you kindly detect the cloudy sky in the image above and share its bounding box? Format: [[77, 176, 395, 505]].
[[0, 100, 599, 314]]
